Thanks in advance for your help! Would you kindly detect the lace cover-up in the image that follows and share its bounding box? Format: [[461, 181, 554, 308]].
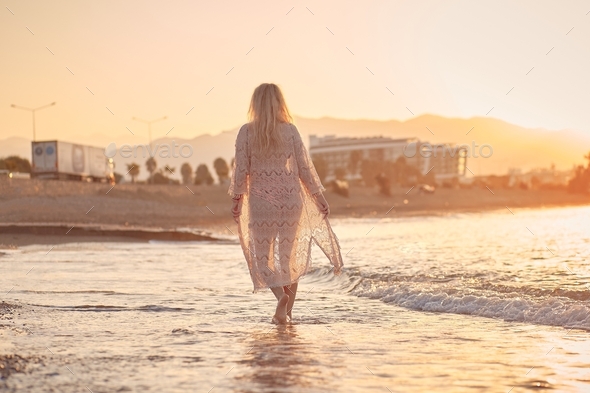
[[228, 122, 344, 292]]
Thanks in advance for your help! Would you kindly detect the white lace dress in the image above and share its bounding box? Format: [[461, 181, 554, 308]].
[[228, 122, 344, 292]]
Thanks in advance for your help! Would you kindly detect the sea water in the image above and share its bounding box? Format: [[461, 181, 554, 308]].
[[1, 205, 590, 392]]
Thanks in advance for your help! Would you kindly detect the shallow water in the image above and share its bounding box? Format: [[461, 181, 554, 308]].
[[2, 205, 590, 392]]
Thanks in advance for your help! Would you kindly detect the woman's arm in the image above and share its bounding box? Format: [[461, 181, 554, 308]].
[[292, 124, 330, 218], [231, 194, 243, 223], [228, 125, 249, 197], [228, 125, 249, 222]]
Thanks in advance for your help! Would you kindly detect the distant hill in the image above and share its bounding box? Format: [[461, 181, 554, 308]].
[[0, 136, 32, 161], [1, 114, 589, 179]]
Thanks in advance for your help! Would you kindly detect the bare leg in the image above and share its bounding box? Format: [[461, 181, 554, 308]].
[[283, 282, 298, 321], [270, 286, 289, 324]]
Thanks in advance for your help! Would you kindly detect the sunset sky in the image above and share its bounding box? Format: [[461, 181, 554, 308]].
[[1, 0, 589, 145]]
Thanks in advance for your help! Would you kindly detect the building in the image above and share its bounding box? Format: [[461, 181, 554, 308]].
[[308, 134, 466, 184], [426, 143, 468, 182]]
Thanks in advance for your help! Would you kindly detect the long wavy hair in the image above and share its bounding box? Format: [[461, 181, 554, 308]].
[[248, 83, 293, 155]]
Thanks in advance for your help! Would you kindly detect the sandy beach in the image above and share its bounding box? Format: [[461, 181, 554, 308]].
[[2, 179, 590, 391], [1, 178, 588, 245]]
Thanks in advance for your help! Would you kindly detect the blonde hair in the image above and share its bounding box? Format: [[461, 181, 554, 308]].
[[248, 83, 293, 154]]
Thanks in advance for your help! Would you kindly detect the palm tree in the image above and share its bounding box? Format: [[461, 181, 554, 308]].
[[180, 163, 193, 185], [195, 164, 214, 185], [164, 166, 176, 175], [127, 163, 140, 183], [146, 157, 157, 184], [213, 157, 230, 185]]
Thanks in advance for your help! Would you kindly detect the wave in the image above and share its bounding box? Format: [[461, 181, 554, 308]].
[[356, 285, 590, 330], [339, 269, 590, 330]]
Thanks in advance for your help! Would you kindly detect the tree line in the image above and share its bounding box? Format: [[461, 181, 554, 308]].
[[123, 157, 233, 185], [2, 150, 590, 195]]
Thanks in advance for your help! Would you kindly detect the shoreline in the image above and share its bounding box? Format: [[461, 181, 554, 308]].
[[0, 223, 221, 247], [1, 179, 589, 246], [2, 202, 588, 247]]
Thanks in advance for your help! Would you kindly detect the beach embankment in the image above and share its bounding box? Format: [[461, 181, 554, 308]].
[[0, 178, 588, 245]]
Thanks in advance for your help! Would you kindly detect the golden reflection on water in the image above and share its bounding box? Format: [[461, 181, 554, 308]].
[[234, 324, 336, 392]]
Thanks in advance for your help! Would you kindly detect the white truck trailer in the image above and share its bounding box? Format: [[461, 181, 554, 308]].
[[31, 140, 111, 181]]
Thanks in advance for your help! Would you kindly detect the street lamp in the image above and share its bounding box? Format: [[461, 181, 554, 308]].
[[11, 102, 56, 141], [132, 116, 167, 147]]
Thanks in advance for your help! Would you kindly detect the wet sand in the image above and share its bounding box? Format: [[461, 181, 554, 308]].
[[0, 224, 220, 247], [0, 302, 41, 382]]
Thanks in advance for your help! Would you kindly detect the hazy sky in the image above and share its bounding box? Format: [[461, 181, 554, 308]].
[[1, 0, 589, 144]]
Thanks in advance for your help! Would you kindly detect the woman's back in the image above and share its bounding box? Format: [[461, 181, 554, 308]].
[[228, 83, 343, 304], [233, 122, 324, 206]]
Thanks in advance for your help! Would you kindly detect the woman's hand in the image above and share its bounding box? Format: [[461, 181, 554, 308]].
[[231, 197, 243, 223], [313, 192, 330, 219]]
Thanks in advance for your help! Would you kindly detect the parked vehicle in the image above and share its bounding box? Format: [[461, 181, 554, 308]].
[[31, 141, 111, 181], [418, 184, 436, 194]]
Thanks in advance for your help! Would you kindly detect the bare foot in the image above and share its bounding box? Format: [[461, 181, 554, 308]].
[[272, 294, 289, 324]]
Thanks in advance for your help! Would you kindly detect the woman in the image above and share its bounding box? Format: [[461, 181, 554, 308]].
[[228, 83, 344, 324]]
